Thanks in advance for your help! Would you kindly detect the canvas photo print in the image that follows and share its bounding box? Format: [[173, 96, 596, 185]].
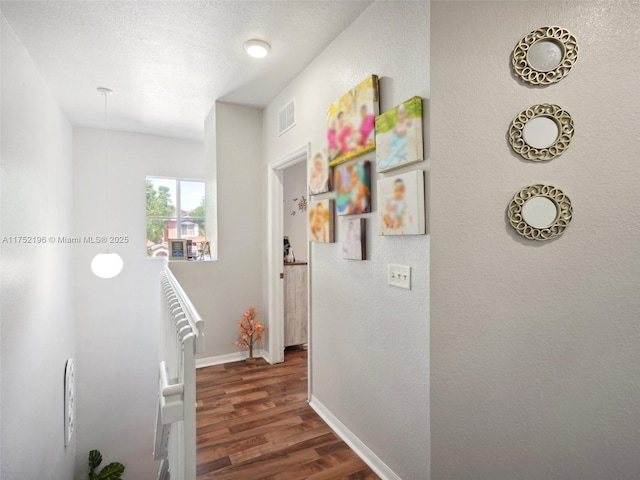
[[378, 170, 425, 235], [335, 160, 371, 216], [342, 218, 366, 260], [308, 199, 334, 243], [308, 150, 330, 195], [327, 75, 379, 167], [375, 96, 424, 173]]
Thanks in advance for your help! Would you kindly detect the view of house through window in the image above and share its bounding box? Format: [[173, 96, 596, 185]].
[[146, 177, 206, 257]]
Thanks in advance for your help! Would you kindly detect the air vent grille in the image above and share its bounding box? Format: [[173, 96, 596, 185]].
[[278, 99, 296, 136]]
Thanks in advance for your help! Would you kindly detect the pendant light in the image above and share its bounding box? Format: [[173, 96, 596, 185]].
[[91, 87, 123, 279]]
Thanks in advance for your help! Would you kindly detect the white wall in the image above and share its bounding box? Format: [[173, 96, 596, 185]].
[[431, 1, 640, 479], [283, 161, 308, 263], [171, 101, 265, 364], [263, 2, 430, 478], [0, 14, 76, 479], [72, 128, 203, 478]]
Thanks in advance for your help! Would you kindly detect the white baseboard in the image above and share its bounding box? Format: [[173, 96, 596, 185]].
[[196, 349, 268, 368], [309, 395, 401, 480]]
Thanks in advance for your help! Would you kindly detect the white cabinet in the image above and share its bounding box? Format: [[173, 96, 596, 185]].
[[284, 263, 308, 347]]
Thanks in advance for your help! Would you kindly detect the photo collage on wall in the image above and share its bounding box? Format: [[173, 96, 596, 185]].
[[307, 75, 426, 259]]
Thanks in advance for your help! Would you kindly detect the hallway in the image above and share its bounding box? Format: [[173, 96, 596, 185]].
[[195, 349, 379, 479]]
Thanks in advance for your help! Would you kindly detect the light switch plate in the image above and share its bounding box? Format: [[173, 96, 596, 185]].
[[388, 264, 411, 290]]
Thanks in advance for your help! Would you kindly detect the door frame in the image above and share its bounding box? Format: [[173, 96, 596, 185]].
[[267, 144, 310, 376]]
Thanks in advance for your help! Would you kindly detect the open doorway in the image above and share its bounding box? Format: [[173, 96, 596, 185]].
[[282, 160, 308, 347], [267, 144, 311, 398]]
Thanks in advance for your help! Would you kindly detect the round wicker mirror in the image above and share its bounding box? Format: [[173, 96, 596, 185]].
[[512, 26, 578, 85], [507, 184, 572, 241], [509, 104, 574, 162]]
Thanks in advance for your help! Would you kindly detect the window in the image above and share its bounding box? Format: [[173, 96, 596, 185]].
[[146, 177, 205, 258], [181, 222, 195, 237]]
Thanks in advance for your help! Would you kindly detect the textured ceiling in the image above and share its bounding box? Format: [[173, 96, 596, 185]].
[[1, 0, 373, 140]]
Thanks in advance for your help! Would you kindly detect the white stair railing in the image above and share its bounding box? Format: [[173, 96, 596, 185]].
[[154, 264, 204, 480]]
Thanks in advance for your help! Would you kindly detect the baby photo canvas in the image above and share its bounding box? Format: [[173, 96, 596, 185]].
[[377, 170, 425, 236]]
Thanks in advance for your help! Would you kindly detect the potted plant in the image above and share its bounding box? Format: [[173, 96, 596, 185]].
[[88, 449, 125, 480], [235, 306, 266, 363]]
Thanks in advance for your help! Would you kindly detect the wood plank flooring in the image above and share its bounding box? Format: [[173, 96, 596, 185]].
[[196, 347, 380, 479]]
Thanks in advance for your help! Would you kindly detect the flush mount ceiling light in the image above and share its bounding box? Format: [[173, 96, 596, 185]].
[[91, 87, 123, 279], [244, 39, 271, 58]]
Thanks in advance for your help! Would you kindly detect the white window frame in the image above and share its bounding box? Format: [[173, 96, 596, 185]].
[[146, 176, 206, 258]]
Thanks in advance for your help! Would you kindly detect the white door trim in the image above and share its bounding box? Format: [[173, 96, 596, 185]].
[[267, 144, 309, 367]]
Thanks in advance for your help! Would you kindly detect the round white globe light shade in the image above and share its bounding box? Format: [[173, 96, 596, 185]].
[[244, 39, 270, 58], [91, 252, 123, 279]]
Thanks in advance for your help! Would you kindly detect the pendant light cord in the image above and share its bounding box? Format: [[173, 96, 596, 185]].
[[100, 88, 112, 251], [92, 87, 123, 278], [104, 91, 108, 236]]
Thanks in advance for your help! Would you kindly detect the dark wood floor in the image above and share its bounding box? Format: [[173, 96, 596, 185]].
[[195, 347, 380, 479]]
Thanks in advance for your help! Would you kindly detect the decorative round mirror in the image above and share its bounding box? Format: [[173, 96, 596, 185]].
[[512, 26, 578, 85], [507, 184, 572, 241], [509, 104, 574, 162]]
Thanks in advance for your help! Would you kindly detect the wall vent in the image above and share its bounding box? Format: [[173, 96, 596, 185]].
[[278, 98, 296, 136]]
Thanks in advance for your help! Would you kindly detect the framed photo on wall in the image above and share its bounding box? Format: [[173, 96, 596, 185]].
[[308, 199, 335, 243], [335, 160, 371, 216], [327, 75, 379, 167], [308, 150, 331, 195], [375, 96, 424, 172], [342, 218, 366, 260], [378, 170, 426, 236]]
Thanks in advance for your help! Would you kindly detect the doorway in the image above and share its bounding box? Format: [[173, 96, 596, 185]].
[[282, 160, 309, 348], [266, 144, 311, 399]]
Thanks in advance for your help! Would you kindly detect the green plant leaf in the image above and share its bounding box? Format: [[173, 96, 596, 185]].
[[97, 462, 125, 480], [88, 450, 102, 470]]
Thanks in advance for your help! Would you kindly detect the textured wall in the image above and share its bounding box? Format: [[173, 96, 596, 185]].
[[431, 1, 640, 479], [1, 14, 76, 479], [262, 2, 430, 478], [73, 129, 203, 478]]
